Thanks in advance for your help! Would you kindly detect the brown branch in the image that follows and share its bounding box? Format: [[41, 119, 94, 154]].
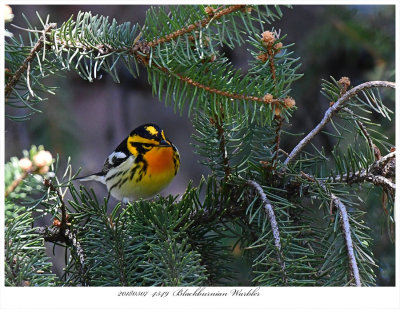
[[154, 63, 276, 104], [283, 81, 395, 167], [247, 180, 288, 285], [5, 23, 56, 98], [44, 179, 67, 235], [56, 36, 274, 105], [147, 5, 246, 47], [267, 46, 277, 82], [264, 32, 282, 168]]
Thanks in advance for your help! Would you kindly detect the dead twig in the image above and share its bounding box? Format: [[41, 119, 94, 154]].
[[331, 194, 361, 286], [300, 173, 361, 286]]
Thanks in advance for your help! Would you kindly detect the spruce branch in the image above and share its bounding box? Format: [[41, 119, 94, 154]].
[[48, 8, 283, 107], [247, 180, 288, 285], [4, 23, 56, 98], [147, 5, 246, 48], [283, 81, 395, 166]]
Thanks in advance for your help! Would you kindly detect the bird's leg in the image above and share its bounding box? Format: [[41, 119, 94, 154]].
[[121, 197, 129, 208]]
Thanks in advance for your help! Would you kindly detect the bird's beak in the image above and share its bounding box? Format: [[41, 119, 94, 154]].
[[158, 139, 171, 147]]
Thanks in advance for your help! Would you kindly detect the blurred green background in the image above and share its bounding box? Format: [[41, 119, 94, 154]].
[[5, 5, 395, 285]]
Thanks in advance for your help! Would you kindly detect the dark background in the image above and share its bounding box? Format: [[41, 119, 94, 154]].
[[5, 5, 395, 285]]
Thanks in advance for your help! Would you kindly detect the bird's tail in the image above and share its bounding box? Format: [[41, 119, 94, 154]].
[[75, 173, 106, 184]]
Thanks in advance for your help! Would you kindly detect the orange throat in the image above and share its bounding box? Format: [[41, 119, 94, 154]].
[[145, 146, 175, 175]]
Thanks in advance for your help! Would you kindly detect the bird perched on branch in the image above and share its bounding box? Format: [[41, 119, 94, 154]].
[[76, 124, 180, 204]]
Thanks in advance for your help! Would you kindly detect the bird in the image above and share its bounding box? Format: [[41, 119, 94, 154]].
[[76, 124, 180, 205]]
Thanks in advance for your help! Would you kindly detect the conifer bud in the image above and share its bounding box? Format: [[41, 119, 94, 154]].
[[339, 76, 351, 92], [4, 5, 14, 23], [263, 93, 274, 103], [261, 31, 275, 46], [257, 53, 268, 62], [339, 76, 350, 87], [19, 158, 32, 172], [283, 97, 296, 108], [32, 150, 53, 168]]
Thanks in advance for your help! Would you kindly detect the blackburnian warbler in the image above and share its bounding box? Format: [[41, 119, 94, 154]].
[[77, 124, 180, 204]]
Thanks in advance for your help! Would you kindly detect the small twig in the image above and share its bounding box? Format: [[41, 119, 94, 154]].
[[11, 24, 44, 33], [44, 179, 67, 239], [247, 180, 288, 285], [5, 171, 29, 198], [5, 23, 56, 98], [26, 62, 35, 97], [217, 122, 231, 178], [331, 194, 361, 286], [147, 5, 245, 47], [283, 81, 395, 167], [271, 115, 283, 168], [343, 107, 375, 156]]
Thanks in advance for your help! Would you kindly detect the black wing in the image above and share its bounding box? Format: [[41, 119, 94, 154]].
[[99, 137, 131, 175]]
